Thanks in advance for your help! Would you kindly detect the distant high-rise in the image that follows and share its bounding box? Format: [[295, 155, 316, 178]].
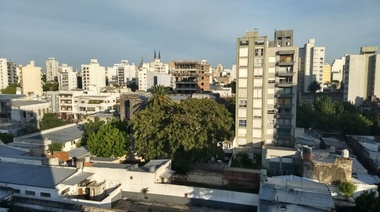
[[21, 61, 42, 97], [81, 59, 106, 90], [323, 63, 331, 85], [107, 60, 138, 87], [298, 39, 325, 93], [0, 58, 17, 89], [234, 30, 298, 149], [45, 57, 59, 82], [331, 56, 345, 83], [344, 46, 380, 106], [58, 64, 77, 91]]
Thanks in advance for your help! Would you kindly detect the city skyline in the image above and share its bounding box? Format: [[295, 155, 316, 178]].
[[1, 0, 379, 70]]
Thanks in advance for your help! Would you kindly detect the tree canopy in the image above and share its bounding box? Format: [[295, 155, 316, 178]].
[[86, 119, 129, 158], [130, 98, 233, 170], [355, 190, 380, 212], [79, 117, 106, 146], [40, 113, 68, 130], [47, 143, 63, 154], [0, 83, 20, 94], [224, 81, 236, 94], [339, 181, 356, 197], [307, 80, 321, 93], [43, 82, 58, 92], [0, 133, 14, 144], [147, 85, 172, 107], [297, 96, 375, 135]]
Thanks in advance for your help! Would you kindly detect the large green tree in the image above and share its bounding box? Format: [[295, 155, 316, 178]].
[[355, 190, 380, 212], [0, 133, 14, 144], [308, 80, 321, 102], [224, 81, 236, 94], [40, 113, 68, 130], [130, 98, 233, 169], [79, 117, 106, 146], [47, 143, 63, 154], [87, 122, 129, 157], [43, 82, 58, 91]]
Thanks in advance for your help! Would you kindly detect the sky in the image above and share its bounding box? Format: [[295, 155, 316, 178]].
[[1, 0, 379, 70]]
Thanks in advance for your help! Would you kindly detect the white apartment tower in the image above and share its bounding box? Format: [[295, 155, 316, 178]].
[[0, 58, 17, 89], [81, 59, 106, 91], [21, 61, 43, 97], [58, 64, 77, 91], [234, 30, 298, 150], [107, 60, 138, 87], [298, 39, 325, 93], [344, 46, 380, 106], [331, 56, 345, 83], [45, 57, 59, 82]]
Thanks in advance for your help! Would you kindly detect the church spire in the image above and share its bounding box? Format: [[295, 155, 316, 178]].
[[154, 50, 156, 59], [158, 51, 161, 59]]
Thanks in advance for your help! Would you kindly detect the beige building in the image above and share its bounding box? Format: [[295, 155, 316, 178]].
[[343, 46, 380, 106], [81, 59, 106, 91], [21, 61, 43, 97], [234, 30, 298, 152], [323, 63, 331, 84]]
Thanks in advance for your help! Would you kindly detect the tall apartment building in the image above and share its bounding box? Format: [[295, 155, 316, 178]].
[[81, 59, 106, 91], [169, 60, 211, 94], [298, 39, 325, 93], [234, 30, 298, 150], [107, 60, 137, 87], [343, 46, 380, 106], [21, 61, 43, 97], [58, 64, 77, 91], [45, 57, 59, 82], [0, 58, 17, 89], [331, 56, 345, 83]]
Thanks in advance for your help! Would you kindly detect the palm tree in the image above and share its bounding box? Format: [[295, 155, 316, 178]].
[[147, 85, 172, 107], [308, 81, 321, 102]]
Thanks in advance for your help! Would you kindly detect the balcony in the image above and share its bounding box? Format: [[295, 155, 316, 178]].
[[275, 103, 293, 109], [275, 123, 292, 129], [276, 81, 294, 88], [275, 113, 293, 118], [276, 92, 293, 98]]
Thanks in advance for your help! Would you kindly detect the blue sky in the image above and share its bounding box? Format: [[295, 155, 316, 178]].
[[1, 0, 379, 70]]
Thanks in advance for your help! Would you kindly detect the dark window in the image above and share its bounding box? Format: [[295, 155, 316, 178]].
[[25, 190, 35, 196], [40, 192, 51, 197]]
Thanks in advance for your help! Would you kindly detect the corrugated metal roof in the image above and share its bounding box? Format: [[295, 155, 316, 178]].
[[0, 162, 76, 188]]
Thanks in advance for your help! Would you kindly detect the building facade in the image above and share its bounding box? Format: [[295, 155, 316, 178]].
[[21, 61, 43, 97], [298, 39, 325, 93], [343, 46, 380, 106], [169, 60, 211, 94], [45, 57, 59, 82], [81, 59, 106, 91], [58, 64, 77, 91], [107, 60, 137, 87], [0, 59, 17, 90], [234, 30, 298, 150]]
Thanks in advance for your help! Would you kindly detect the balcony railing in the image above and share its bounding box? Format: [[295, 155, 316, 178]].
[[276, 81, 294, 88], [275, 103, 293, 109]]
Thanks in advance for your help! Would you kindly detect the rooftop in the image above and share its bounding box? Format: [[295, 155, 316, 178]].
[[18, 124, 84, 144], [11, 100, 49, 107], [133, 159, 169, 172], [91, 163, 136, 169], [0, 145, 28, 156], [0, 94, 24, 101], [0, 162, 76, 188]]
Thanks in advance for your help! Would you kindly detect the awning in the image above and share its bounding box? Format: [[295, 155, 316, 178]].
[[160, 170, 175, 179], [61, 172, 94, 185]]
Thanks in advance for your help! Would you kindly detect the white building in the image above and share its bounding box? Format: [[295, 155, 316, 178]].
[[299, 39, 325, 93], [45, 57, 59, 82], [10, 99, 50, 129], [107, 60, 137, 87], [331, 56, 345, 83], [58, 64, 77, 91], [81, 59, 106, 91], [20, 61, 43, 97], [344, 46, 380, 106], [0, 58, 17, 90]]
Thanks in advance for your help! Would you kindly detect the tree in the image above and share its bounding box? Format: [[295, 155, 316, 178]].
[[355, 190, 380, 212], [43, 82, 58, 91], [339, 181, 357, 197], [1, 83, 20, 94], [224, 81, 236, 94], [131, 98, 233, 170], [47, 143, 63, 154], [127, 82, 138, 92], [0, 133, 14, 144], [79, 117, 106, 146], [87, 122, 129, 158], [40, 113, 67, 130], [308, 81, 321, 102], [147, 85, 172, 107]]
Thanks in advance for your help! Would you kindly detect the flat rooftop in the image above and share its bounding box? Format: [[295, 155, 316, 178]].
[[11, 100, 49, 107], [0, 162, 76, 188], [19, 124, 84, 144], [0, 145, 28, 156]]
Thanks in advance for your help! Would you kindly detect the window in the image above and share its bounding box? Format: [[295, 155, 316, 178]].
[[130, 176, 133, 180], [40, 192, 51, 198], [254, 59, 263, 67], [255, 48, 264, 56], [238, 100, 247, 107], [239, 120, 247, 127], [13, 189, 20, 194], [25, 190, 35, 196], [254, 68, 263, 77]]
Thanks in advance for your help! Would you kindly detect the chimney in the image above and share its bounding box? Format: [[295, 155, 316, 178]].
[[303, 146, 313, 162]]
